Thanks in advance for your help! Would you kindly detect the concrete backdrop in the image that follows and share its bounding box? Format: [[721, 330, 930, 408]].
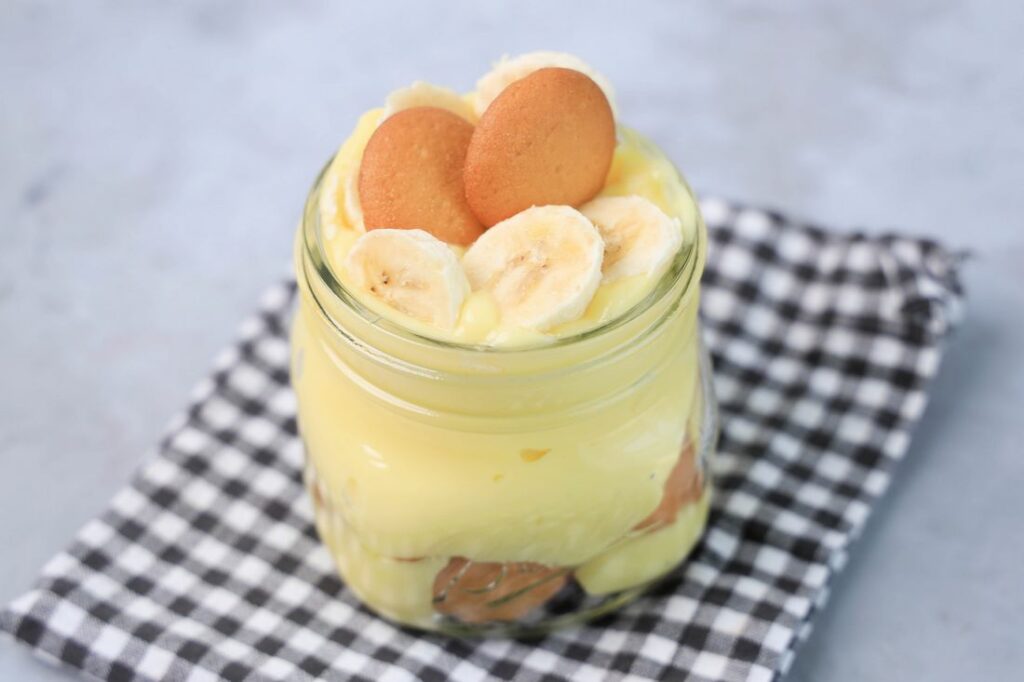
[[2, 1, 1022, 680]]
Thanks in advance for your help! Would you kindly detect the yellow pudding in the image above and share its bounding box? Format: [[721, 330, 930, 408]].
[[294, 302, 699, 564], [291, 52, 716, 634]]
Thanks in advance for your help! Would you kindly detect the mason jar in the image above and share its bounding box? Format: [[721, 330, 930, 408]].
[[290, 134, 717, 637]]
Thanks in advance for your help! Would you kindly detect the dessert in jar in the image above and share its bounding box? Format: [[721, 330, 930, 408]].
[[290, 51, 718, 636]]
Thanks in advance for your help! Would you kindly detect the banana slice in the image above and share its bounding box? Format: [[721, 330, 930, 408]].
[[342, 166, 363, 229], [319, 150, 364, 233], [321, 110, 383, 233], [345, 229, 470, 329], [381, 81, 476, 123], [462, 205, 604, 331], [579, 196, 683, 283], [474, 51, 617, 118]]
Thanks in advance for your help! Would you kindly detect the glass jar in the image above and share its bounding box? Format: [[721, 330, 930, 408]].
[[290, 138, 717, 637]]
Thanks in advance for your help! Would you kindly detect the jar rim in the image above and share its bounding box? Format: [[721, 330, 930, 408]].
[[298, 131, 707, 358]]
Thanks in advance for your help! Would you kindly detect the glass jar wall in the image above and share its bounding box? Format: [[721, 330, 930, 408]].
[[290, 145, 717, 637]]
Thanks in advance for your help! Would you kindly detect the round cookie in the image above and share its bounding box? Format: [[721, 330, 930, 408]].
[[432, 558, 568, 623], [464, 67, 616, 227], [359, 106, 484, 245]]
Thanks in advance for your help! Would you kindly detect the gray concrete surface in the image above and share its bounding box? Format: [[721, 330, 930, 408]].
[[2, 1, 1022, 680]]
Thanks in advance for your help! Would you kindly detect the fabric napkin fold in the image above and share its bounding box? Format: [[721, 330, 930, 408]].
[[1, 199, 964, 682]]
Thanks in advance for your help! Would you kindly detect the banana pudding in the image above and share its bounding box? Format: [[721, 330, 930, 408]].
[[291, 52, 716, 635]]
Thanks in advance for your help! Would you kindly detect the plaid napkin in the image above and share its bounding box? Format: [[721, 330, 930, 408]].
[[1, 199, 964, 682]]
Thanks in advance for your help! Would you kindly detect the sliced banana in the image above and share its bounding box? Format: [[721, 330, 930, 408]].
[[381, 81, 476, 123], [345, 229, 470, 329], [320, 110, 383, 233], [318, 156, 343, 238], [319, 145, 363, 234], [462, 205, 604, 331], [342, 165, 363, 228], [474, 51, 617, 118], [580, 196, 683, 283], [320, 154, 365, 233]]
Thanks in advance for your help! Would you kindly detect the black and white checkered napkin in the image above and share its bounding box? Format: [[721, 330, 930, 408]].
[[2, 199, 964, 682]]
